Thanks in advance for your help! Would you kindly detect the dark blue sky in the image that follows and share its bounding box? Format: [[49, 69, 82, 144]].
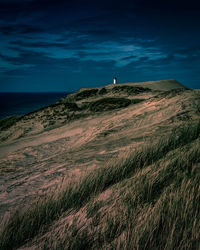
[[0, 0, 200, 92]]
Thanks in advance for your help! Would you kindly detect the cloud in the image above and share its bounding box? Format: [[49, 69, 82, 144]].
[[5, 37, 167, 70], [0, 24, 44, 35], [175, 46, 200, 58], [0, 0, 199, 91], [0, 50, 52, 66], [9, 40, 69, 49], [121, 55, 138, 61]]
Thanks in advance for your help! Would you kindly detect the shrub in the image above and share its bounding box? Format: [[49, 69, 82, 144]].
[[112, 85, 151, 95], [63, 102, 79, 111], [75, 89, 98, 100], [131, 99, 145, 104], [98, 88, 107, 95], [89, 97, 131, 112]]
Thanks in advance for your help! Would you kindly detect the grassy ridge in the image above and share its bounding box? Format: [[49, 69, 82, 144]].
[[65, 143, 200, 250], [0, 122, 200, 249]]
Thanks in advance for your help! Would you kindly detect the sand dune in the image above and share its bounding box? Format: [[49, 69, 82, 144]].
[[0, 80, 199, 249], [121, 79, 187, 91]]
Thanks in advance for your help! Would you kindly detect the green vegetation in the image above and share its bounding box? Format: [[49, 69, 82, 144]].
[[75, 89, 98, 100], [81, 97, 144, 113], [89, 97, 131, 112], [112, 85, 151, 95], [98, 87, 107, 95], [0, 116, 21, 131], [63, 102, 79, 111], [0, 122, 200, 249], [131, 98, 145, 104]]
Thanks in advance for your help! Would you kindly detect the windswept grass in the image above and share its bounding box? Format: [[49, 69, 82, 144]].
[[124, 178, 200, 250], [0, 122, 200, 249], [55, 141, 200, 250], [121, 146, 200, 249]]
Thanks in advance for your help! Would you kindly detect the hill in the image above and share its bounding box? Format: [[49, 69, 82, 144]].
[[0, 80, 199, 249], [120, 79, 187, 91]]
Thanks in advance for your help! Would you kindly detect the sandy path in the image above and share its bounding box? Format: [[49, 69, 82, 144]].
[[0, 126, 83, 158]]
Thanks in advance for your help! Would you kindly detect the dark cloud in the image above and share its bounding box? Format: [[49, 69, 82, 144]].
[[0, 24, 44, 35], [9, 40, 69, 49], [0, 26, 15, 35], [0, 0, 200, 91], [9, 40, 89, 52], [121, 55, 138, 61], [0, 50, 52, 66], [175, 46, 200, 57]]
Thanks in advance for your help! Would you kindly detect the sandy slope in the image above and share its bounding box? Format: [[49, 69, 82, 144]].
[[121, 79, 187, 91], [0, 80, 199, 225]]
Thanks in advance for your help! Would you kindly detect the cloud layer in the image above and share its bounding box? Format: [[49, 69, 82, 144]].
[[0, 0, 200, 91]]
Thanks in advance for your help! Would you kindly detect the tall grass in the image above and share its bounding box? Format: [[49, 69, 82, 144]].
[[64, 142, 200, 250], [123, 156, 200, 249], [42, 141, 200, 249], [0, 122, 200, 249]]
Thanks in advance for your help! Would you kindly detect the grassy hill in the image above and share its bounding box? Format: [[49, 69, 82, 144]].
[[0, 80, 199, 249]]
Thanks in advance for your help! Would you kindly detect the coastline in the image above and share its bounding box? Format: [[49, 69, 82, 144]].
[[0, 92, 70, 119]]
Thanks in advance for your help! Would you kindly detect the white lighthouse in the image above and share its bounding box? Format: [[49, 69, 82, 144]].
[[113, 77, 117, 84]]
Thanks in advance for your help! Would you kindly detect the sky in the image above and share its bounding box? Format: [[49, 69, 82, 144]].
[[0, 0, 200, 92]]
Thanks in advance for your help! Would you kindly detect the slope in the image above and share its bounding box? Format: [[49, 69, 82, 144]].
[[0, 80, 199, 249]]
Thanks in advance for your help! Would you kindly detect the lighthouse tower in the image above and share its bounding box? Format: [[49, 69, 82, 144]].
[[113, 77, 117, 84]]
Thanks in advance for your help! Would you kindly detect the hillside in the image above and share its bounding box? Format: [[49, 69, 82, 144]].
[[0, 79, 200, 249]]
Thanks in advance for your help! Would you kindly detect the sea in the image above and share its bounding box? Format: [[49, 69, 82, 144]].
[[0, 92, 70, 119]]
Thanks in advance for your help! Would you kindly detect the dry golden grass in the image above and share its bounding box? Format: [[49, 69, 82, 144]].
[[0, 122, 200, 249]]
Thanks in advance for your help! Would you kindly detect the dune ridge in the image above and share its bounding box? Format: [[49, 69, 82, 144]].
[[0, 79, 199, 249]]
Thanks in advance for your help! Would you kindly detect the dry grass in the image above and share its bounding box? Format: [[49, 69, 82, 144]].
[[0, 122, 200, 249]]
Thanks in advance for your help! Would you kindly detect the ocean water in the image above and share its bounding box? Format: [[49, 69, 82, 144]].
[[0, 92, 69, 119]]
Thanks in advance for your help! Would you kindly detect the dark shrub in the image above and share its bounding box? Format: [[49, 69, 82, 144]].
[[64, 102, 79, 111], [131, 99, 145, 104], [98, 88, 107, 95], [112, 85, 151, 95], [75, 89, 98, 100], [89, 97, 131, 112]]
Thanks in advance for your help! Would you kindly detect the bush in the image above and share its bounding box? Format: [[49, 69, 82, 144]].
[[75, 89, 98, 100], [63, 102, 79, 111], [112, 85, 151, 95], [98, 88, 107, 95], [89, 97, 131, 112], [131, 99, 145, 104]]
